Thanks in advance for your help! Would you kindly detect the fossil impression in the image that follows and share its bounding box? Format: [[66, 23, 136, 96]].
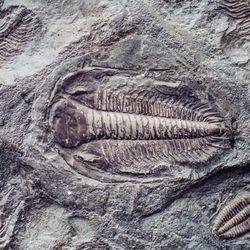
[[0, 200, 24, 249], [219, 0, 250, 47], [213, 195, 250, 239], [47, 69, 230, 182], [0, 216, 9, 249], [0, 5, 41, 64]]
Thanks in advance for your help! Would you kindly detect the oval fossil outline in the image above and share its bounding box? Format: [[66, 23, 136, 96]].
[[45, 67, 231, 183]]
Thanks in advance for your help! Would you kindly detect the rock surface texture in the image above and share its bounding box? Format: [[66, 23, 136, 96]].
[[0, 0, 250, 249]]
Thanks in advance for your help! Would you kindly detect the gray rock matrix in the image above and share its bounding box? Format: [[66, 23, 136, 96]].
[[0, 0, 250, 249]]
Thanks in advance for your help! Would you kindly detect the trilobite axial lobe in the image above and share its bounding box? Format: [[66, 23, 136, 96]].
[[52, 99, 224, 147], [49, 71, 229, 178], [213, 195, 250, 239]]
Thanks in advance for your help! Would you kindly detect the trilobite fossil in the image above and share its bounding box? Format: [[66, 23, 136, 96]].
[[0, 200, 24, 248], [0, 5, 41, 64], [219, 0, 250, 48], [46, 68, 231, 182], [213, 195, 250, 239], [0, 217, 9, 249], [220, 0, 250, 19]]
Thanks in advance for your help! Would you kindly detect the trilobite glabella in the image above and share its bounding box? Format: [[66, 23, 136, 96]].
[[47, 68, 230, 183], [213, 195, 250, 239]]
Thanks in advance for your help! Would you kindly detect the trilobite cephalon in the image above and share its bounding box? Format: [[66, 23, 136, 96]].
[[213, 195, 250, 239], [0, 5, 41, 64], [47, 68, 231, 183]]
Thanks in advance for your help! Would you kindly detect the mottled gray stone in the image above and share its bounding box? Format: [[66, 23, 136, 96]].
[[0, 0, 250, 249]]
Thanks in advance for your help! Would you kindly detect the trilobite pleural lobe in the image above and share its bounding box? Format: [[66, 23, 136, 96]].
[[48, 69, 230, 181]]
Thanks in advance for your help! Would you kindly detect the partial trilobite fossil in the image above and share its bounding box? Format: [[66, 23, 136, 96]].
[[213, 195, 250, 239], [0, 217, 9, 249], [0, 199, 24, 249], [46, 68, 231, 182], [219, 0, 250, 47], [0, 5, 41, 64]]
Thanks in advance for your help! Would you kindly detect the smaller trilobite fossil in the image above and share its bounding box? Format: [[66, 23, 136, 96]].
[[213, 195, 250, 239], [220, 0, 250, 19], [0, 5, 41, 64], [219, 0, 250, 47], [0, 200, 24, 248], [0, 217, 9, 249]]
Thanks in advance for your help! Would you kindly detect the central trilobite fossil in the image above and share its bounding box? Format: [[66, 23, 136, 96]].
[[47, 68, 231, 182]]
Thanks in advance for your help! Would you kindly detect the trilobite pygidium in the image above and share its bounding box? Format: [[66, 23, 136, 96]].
[[48, 69, 230, 182]]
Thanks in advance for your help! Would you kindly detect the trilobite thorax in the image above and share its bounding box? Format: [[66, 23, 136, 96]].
[[47, 68, 230, 182]]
